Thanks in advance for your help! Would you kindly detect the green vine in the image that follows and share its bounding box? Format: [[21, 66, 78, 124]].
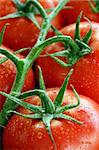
[[0, 0, 70, 126]]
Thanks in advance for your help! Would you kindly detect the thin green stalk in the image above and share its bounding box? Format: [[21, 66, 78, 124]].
[[36, 0, 69, 45], [0, 60, 28, 125], [49, 0, 69, 21], [25, 0, 48, 19]]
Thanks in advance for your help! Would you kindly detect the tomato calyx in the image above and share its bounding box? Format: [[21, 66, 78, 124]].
[[0, 0, 55, 29], [0, 0, 47, 29], [0, 67, 82, 148], [88, 0, 99, 13], [47, 12, 92, 68]]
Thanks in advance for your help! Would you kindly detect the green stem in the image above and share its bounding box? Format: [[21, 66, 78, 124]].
[[25, 0, 48, 19], [12, 0, 24, 10], [36, 0, 69, 45], [26, 35, 71, 66], [49, 0, 69, 21], [0, 60, 28, 125], [0, 0, 70, 126], [0, 48, 19, 66]]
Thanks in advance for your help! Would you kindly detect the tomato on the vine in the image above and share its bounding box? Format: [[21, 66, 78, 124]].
[[0, 0, 62, 55], [60, 0, 99, 26], [35, 22, 99, 103], [3, 88, 99, 150], [0, 45, 35, 111]]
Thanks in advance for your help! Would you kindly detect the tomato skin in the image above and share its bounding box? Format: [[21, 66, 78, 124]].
[[60, 0, 99, 26], [35, 22, 99, 103], [0, 45, 35, 111], [3, 89, 99, 150], [0, 0, 62, 55]]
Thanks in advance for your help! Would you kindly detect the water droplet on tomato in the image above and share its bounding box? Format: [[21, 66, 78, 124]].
[[37, 132, 43, 140]]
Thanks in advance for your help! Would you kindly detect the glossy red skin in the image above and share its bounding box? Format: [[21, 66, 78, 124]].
[[0, 0, 62, 55], [0, 45, 35, 111], [3, 88, 99, 150], [35, 22, 99, 103], [60, 0, 99, 26]]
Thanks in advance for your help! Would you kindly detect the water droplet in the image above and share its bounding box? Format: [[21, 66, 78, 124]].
[[37, 132, 43, 140]]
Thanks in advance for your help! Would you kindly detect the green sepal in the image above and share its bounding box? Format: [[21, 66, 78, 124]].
[[75, 39, 92, 56], [0, 23, 9, 46], [6, 110, 42, 119], [74, 11, 83, 41], [0, 12, 23, 21], [42, 114, 56, 150], [54, 69, 73, 108], [38, 66, 51, 112], [54, 113, 82, 125], [82, 17, 92, 44], [56, 85, 80, 113], [47, 53, 72, 67], [38, 65, 46, 90]]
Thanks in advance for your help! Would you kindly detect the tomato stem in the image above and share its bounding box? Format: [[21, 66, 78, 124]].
[[0, 48, 19, 65], [0, 0, 74, 126]]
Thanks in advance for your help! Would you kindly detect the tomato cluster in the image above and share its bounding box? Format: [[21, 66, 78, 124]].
[[0, 0, 99, 150]]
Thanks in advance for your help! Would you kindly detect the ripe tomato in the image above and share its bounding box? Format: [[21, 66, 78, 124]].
[[60, 0, 99, 26], [35, 22, 99, 103], [3, 88, 99, 150], [0, 0, 62, 55], [0, 45, 35, 111]]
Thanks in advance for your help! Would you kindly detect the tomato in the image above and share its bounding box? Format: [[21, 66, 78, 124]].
[[3, 88, 99, 150], [60, 0, 99, 26], [0, 0, 62, 55], [35, 22, 99, 103], [0, 45, 35, 111]]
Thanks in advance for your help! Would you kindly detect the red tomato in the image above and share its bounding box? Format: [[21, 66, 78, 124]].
[[0, 45, 35, 111], [35, 22, 99, 103], [60, 0, 99, 26], [0, 0, 62, 55], [3, 88, 99, 150]]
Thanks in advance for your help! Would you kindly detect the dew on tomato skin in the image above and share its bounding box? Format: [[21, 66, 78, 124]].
[[15, 39, 18, 44], [48, 145, 54, 150], [37, 132, 43, 140], [13, 27, 17, 32], [51, 120, 62, 127], [20, 122, 23, 126], [31, 38, 36, 43], [52, 89, 57, 94], [58, 136, 62, 140]]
